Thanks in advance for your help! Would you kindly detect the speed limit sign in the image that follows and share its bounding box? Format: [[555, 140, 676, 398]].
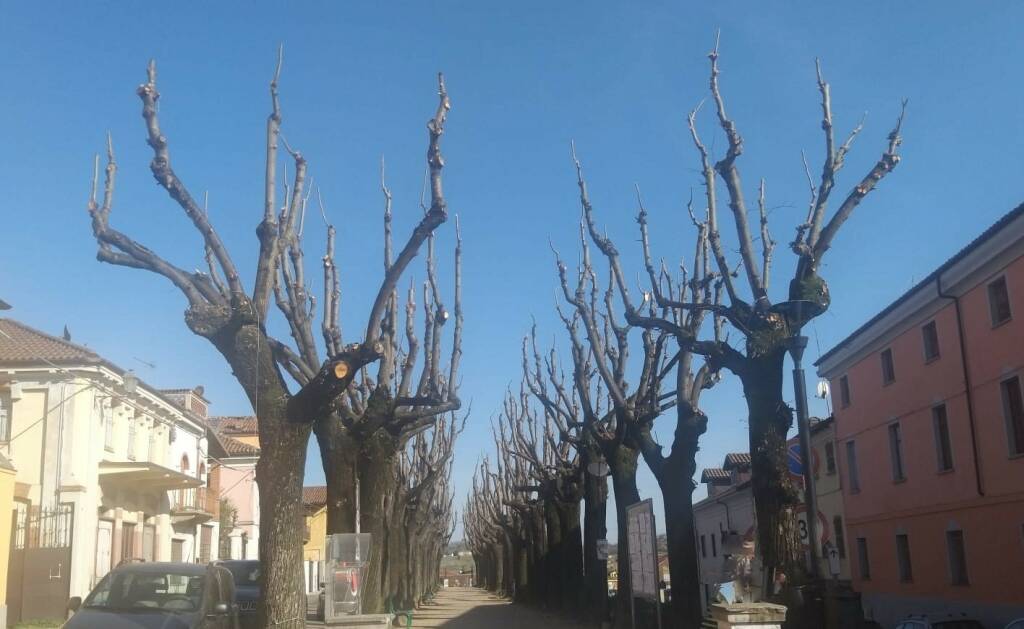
[[794, 505, 830, 549]]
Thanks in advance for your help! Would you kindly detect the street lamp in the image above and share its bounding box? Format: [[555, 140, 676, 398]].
[[770, 299, 825, 580]]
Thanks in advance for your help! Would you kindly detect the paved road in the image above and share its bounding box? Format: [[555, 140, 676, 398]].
[[411, 587, 586, 628]]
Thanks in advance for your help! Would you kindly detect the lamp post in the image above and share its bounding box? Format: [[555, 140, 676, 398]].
[[771, 300, 823, 580]]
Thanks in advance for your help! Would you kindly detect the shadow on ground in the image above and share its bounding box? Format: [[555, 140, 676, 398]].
[[410, 588, 585, 629]]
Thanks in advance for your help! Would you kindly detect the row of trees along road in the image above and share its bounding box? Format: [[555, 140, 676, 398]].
[[465, 40, 905, 629], [86, 49, 464, 626]]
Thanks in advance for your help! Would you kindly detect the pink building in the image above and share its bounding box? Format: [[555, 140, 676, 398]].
[[207, 416, 260, 560], [816, 203, 1024, 627]]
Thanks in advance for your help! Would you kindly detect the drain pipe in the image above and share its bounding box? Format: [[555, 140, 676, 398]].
[[936, 272, 984, 496]]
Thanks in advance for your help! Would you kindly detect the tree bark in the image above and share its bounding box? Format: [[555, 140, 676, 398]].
[[208, 320, 310, 629], [557, 499, 584, 612], [740, 350, 803, 592], [356, 430, 401, 613], [583, 451, 609, 625], [608, 443, 641, 629]]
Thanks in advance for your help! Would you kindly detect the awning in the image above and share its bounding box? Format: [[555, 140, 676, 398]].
[[99, 460, 203, 489]]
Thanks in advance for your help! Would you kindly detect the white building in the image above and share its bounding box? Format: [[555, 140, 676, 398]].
[[0, 319, 219, 622], [694, 419, 851, 615]]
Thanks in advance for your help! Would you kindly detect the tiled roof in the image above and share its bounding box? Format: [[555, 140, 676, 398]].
[[208, 416, 258, 435], [723, 452, 751, 470], [0, 319, 101, 364], [303, 486, 327, 508], [701, 468, 729, 483], [220, 435, 261, 457]]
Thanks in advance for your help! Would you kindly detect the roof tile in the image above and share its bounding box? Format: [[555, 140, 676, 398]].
[[0, 319, 100, 364], [303, 486, 327, 508]]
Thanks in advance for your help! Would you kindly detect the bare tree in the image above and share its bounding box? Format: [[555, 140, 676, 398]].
[[550, 215, 682, 626], [87, 54, 457, 626], [311, 182, 463, 611], [577, 40, 905, 605]]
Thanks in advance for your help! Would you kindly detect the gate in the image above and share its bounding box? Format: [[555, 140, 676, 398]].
[[7, 503, 74, 625]]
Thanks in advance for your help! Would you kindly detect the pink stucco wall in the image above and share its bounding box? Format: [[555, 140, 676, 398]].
[[831, 252, 1024, 608]]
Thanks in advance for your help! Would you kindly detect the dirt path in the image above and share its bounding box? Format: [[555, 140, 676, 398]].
[[411, 587, 586, 628]]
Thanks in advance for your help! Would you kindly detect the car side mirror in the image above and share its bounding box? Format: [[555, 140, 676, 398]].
[[68, 596, 82, 612]]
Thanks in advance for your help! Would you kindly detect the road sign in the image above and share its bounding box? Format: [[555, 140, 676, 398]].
[[824, 541, 841, 577], [787, 442, 820, 484], [626, 500, 659, 601], [794, 505, 830, 550]]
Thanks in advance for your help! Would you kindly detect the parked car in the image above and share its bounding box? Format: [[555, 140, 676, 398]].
[[65, 561, 238, 629], [215, 560, 260, 629], [895, 615, 987, 629]]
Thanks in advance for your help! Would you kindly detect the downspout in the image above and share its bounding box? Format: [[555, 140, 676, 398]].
[[936, 272, 984, 496]]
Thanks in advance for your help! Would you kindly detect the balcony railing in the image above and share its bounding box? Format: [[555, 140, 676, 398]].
[[171, 487, 213, 518]]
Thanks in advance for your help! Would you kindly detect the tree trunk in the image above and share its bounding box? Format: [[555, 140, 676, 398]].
[[210, 322, 309, 629], [608, 443, 641, 629], [356, 431, 401, 613], [315, 420, 358, 534], [583, 454, 609, 625], [543, 500, 564, 610], [741, 350, 803, 593], [660, 480, 701, 629], [557, 500, 584, 612], [640, 403, 707, 629]]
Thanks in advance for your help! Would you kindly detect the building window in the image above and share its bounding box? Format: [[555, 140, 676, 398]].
[[856, 537, 870, 580], [846, 440, 860, 493], [0, 389, 11, 442], [881, 348, 896, 385], [839, 375, 851, 408], [889, 422, 906, 482], [1000, 376, 1024, 456], [946, 529, 969, 585], [896, 534, 913, 583], [988, 276, 1012, 326], [127, 417, 137, 460], [700, 534, 707, 558], [922, 321, 940, 362], [711, 533, 718, 557], [104, 405, 115, 451], [121, 522, 137, 562], [824, 441, 837, 475], [933, 404, 954, 471], [833, 516, 846, 559]]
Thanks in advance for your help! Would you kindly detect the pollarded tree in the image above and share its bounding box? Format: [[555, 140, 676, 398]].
[[86, 54, 457, 626], [309, 177, 463, 612], [580, 39, 905, 600]]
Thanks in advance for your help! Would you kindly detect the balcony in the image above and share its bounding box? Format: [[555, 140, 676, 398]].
[[171, 487, 214, 523]]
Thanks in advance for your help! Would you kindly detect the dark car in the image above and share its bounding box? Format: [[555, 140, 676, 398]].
[[65, 562, 238, 629], [216, 560, 260, 629]]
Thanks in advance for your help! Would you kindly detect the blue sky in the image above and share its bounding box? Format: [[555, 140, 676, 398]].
[[2, 1, 1022, 538]]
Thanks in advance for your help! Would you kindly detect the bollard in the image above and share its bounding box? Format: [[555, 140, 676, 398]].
[[710, 602, 788, 629]]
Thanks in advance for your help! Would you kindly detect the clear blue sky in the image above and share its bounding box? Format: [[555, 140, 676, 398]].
[[2, 1, 1022, 538]]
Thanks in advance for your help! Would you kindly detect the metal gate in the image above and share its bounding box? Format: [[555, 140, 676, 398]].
[[7, 503, 74, 625]]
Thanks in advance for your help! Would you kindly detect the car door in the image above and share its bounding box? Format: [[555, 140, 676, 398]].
[[201, 565, 239, 629]]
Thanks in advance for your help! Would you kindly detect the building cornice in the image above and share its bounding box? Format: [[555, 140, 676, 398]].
[[817, 203, 1024, 378]]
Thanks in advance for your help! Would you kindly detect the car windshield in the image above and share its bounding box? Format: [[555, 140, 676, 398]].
[[84, 570, 204, 612], [224, 563, 261, 586]]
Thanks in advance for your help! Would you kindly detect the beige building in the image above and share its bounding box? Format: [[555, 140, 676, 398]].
[[0, 319, 219, 624]]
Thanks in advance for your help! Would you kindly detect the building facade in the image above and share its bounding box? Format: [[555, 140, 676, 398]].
[[694, 423, 852, 615], [302, 485, 327, 593], [0, 319, 219, 624], [207, 416, 260, 561], [816, 204, 1024, 627]]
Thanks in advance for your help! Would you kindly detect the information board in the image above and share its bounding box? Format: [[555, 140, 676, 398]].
[[626, 499, 659, 601]]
